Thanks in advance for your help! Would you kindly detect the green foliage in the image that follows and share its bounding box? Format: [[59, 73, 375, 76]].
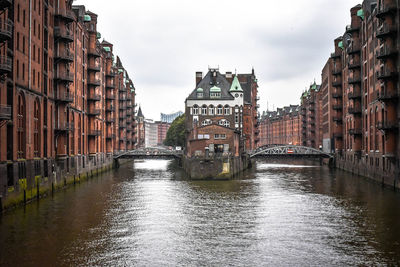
[[164, 114, 186, 147]]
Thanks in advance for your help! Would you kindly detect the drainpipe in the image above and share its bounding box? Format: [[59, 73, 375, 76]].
[[29, 0, 32, 89]]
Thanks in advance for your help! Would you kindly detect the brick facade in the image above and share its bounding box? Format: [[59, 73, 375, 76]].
[[0, 0, 137, 206]]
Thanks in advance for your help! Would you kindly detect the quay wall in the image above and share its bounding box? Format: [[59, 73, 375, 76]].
[[335, 155, 400, 189], [183, 154, 250, 179], [0, 155, 132, 212]]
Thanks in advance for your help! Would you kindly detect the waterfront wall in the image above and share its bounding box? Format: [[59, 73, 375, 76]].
[[0, 154, 124, 212], [183, 155, 250, 179], [335, 155, 400, 189]]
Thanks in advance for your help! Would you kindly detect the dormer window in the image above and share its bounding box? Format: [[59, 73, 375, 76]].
[[210, 86, 221, 98], [196, 88, 204, 98]]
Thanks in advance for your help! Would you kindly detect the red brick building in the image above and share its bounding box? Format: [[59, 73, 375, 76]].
[[259, 0, 400, 187], [0, 1, 137, 208], [259, 105, 302, 146]]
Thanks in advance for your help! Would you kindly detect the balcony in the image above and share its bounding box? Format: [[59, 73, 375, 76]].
[[106, 82, 116, 89], [87, 62, 100, 72], [348, 61, 361, 69], [119, 124, 126, 129], [376, 24, 397, 39], [0, 56, 12, 74], [87, 108, 101, 116], [333, 133, 343, 139], [119, 105, 126, 110], [119, 87, 127, 92], [0, 104, 11, 120], [332, 90, 342, 98], [332, 104, 342, 110], [332, 80, 342, 87], [345, 24, 360, 33], [54, 27, 74, 43], [54, 71, 74, 83], [348, 128, 362, 135], [87, 92, 101, 101], [54, 8, 76, 23], [54, 122, 73, 132], [330, 51, 341, 59], [346, 44, 361, 55], [54, 49, 74, 62], [106, 70, 117, 77], [88, 130, 101, 136], [376, 5, 397, 19], [106, 118, 115, 123], [348, 90, 361, 99], [106, 133, 116, 139], [333, 116, 342, 123], [377, 90, 398, 101], [55, 91, 74, 103], [332, 69, 342, 76], [377, 69, 398, 81], [88, 48, 101, 58], [376, 121, 398, 131], [348, 77, 361, 84], [88, 78, 101, 86], [348, 106, 362, 114], [106, 106, 115, 112], [119, 95, 127, 101], [0, 0, 13, 10], [376, 46, 397, 60], [106, 93, 116, 100], [126, 113, 132, 117], [0, 19, 13, 41]]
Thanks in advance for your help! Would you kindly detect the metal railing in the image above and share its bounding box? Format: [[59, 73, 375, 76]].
[[0, 56, 12, 73], [0, 18, 13, 39], [0, 104, 11, 120]]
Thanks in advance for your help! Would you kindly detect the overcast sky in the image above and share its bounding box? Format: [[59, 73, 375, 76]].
[[75, 0, 361, 120]]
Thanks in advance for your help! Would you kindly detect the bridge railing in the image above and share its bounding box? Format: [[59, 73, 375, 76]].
[[250, 145, 333, 158]]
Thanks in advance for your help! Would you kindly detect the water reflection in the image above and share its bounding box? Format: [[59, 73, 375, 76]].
[[1, 159, 400, 266]]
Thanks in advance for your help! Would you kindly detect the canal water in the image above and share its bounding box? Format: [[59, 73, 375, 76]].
[[1, 159, 400, 266]]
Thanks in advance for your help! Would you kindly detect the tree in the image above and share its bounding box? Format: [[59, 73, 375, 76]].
[[164, 114, 186, 147]]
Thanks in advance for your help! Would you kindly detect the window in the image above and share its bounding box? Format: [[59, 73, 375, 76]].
[[17, 94, 25, 159], [210, 92, 221, 98], [23, 10, 26, 27], [193, 105, 198, 115], [219, 119, 230, 128], [202, 119, 211, 126], [23, 36, 25, 54], [214, 134, 226, 139], [224, 105, 230, 115], [197, 92, 203, 98], [17, 32, 20, 50], [209, 105, 214, 115], [217, 105, 223, 115], [22, 63, 25, 80], [202, 105, 207, 115], [33, 99, 40, 157], [17, 4, 20, 22], [16, 60, 19, 78]]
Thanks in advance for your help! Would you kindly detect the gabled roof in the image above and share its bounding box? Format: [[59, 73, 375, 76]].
[[187, 70, 234, 100]]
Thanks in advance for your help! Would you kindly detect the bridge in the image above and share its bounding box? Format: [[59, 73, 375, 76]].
[[114, 149, 183, 160], [250, 145, 334, 159]]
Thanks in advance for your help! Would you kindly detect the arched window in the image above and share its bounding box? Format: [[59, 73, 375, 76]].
[[202, 105, 207, 115], [193, 105, 198, 115], [217, 105, 223, 115], [33, 98, 40, 157], [224, 105, 230, 115], [218, 119, 230, 128], [209, 105, 214, 115], [17, 93, 26, 159], [202, 119, 211, 126]]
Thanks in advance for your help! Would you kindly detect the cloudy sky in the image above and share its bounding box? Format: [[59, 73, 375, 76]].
[[75, 0, 360, 120]]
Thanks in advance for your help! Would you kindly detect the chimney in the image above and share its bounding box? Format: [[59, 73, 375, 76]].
[[225, 72, 233, 83], [196, 72, 203, 86]]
